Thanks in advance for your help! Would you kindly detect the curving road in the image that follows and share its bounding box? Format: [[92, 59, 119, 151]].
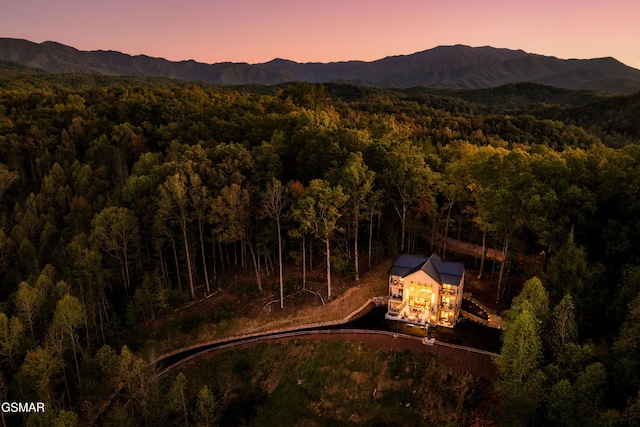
[[153, 306, 501, 376]]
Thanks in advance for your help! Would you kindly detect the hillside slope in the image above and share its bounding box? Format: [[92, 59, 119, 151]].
[[2, 38, 640, 93]]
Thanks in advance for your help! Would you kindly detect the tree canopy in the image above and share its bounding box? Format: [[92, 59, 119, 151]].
[[1, 70, 640, 424]]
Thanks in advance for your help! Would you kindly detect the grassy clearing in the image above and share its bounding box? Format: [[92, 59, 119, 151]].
[[170, 339, 491, 426]]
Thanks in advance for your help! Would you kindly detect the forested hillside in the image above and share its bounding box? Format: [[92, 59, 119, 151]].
[[4, 39, 640, 94], [1, 66, 640, 425]]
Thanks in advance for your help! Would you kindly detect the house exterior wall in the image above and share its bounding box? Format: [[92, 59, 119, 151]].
[[436, 279, 463, 327], [387, 274, 405, 316], [404, 270, 440, 324], [387, 260, 465, 328]]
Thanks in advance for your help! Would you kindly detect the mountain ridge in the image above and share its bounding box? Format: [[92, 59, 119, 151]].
[[1, 38, 640, 94]]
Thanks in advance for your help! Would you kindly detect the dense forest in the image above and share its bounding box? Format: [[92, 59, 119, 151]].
[[1, 61, 640, 425]]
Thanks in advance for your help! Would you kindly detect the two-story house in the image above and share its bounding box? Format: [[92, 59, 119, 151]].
[[386, 253, 464, 328]]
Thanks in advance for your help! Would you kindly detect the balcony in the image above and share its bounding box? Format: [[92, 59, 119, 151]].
[[389, 291, 403, 300], [387, 300, 403, 316]]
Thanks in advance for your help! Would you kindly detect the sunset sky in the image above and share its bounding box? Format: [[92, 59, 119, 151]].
[[3, 0, 640, 69]]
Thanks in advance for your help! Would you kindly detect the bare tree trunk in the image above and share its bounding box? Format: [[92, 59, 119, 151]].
[[171, 238, 183, 294], [354, 211, 360, 281], [117, 254, 128, 299], [159, 248, 168, 286], [246, 240, 262, 291], [70, 326, 81, 382], [268, 252, 275, 275], [496, 232, 510, 303], [217, 241, 224, 270], [477, 227, 487, 280], [243, 240, 247, 269], [212, 239, 217, 283], [302, 236, 307, 291], [123, 242, 131, 295], [325, 238, 332, 299], [368, 203, 374, 268], [198, 218, 210, 293], [99, 294, 108, 344], [443, 200, 454, 259], [258, 252, 262, 277], [78, 283, 91, 354], [277, 219, 284, 309], [180, 224, 195, 299], [430, 215, 438, 253], [394, 204, 408, 252], [234, 241, 238, 266]]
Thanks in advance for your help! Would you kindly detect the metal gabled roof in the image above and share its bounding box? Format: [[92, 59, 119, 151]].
[[390, 252, 464, 286], [389, 254, 428, 277]]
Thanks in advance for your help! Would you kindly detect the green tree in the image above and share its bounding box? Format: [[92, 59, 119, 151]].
[[328, 152, 375, 280], [118, 345, 160, 424], [15, 281, 42, 341], [102, 403, 136, 427], [545, 230, 589, 304], [0, 229, 14, 275], [380, 139, 437, 252], [292, 179, 347, 299], [211, 183, 262, 290], [27, 408, 79, 427], [0, 312, 24, 369], [19, 347, 62, 405], [194, 385, 219, 427], [158, 173, 197, 298], [485, 150, 535, 301], [96, 344, 120, 390], [263, 178, 288, 308], [53, 409, 79, 427], [612, 294, 640, 403], [528, 148, 595, 255], [547, 378, 576, 426], [91, 206, 139, 297], [67, 234, 109, 346], [548, 293, 578, 360], [170, 147, 216, 294], [447, 143, 496, 279], [494, 302, 545, 425], [287, 181, 312, 291], [574, 362, 606, 423], [509, 276, 550, 323], [168, 373, 189, 427], [455, 146, 535, 300], [623, 391, 640, 426], [437, 174, 467, 259], [51, 293, 85, 377], [0, 163, 18, 204], [610, 265, 640, 332], [189, 170, 212, 294]]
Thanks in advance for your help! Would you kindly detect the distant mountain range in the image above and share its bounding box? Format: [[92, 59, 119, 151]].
[[2, 38, 640, 94]]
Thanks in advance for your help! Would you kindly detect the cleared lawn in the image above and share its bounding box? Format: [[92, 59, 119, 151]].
[[172, 337, 496, 426]]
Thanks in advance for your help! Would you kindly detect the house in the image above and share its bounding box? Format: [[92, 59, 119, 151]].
[[386, 253, 464, 328]]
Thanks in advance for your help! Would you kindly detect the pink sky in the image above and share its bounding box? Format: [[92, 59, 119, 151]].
[[3, 0, 640, 69]]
